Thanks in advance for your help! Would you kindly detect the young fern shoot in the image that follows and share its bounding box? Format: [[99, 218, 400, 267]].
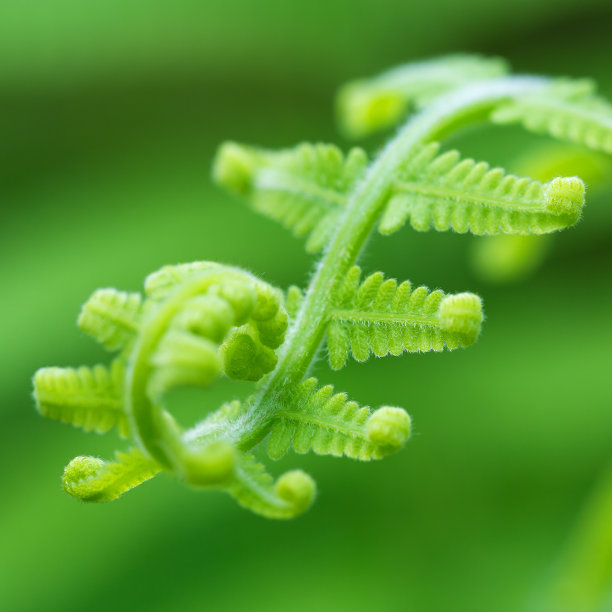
[[34, 55, 609, 519], [338, 55, 612, 283]]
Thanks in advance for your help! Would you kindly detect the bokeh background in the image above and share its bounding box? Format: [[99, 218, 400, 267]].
[[2, 1, 612, 611]]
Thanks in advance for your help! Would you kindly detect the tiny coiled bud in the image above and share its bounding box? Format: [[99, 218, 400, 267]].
[[220, 328, 277, 381], [367, 406, 412, 451], [439, 293, 483, 342], [276, 470, 316, 514], [544, 176, 585, 218], [63, 455, 105, 499]]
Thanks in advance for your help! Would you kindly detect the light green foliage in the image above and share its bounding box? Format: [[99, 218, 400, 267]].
[[213, 141, 368, 252], [268, 377, 411, 460], [378, 142, 585, 236], [326, 266, 483, 369], [491, 79, 612, 154], [78, 288, 142, 351], [34, 361, 129, 437], [470, 144, 612, 283], [336, 54, 509, 138], [228, 454, 316, 520], [62, 449, 160, 502], [34, 55, 612, 518]]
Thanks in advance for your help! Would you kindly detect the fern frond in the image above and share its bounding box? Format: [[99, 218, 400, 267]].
[[227, 453, 315, 519], [492, 79, 612, 154], [78, 288, 142, 351], [268, 377, 411, 460], [378, 142, 585, 236], [62, 449, 160, 502], [326, 267, 483, 369], [212, 141, 368, 252], [336, 54, 509, 138], [33, 362, 129, 437]]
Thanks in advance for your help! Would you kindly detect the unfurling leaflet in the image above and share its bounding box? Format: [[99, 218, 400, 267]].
[[35, 54, 611, 518]]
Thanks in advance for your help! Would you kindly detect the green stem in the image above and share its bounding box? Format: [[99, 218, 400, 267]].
[[210, 77, 549, 450]]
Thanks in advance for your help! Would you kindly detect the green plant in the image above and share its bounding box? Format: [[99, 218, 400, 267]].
[[33, 55, 612, 519], [337, 56, 612, 283], [468, 143, 612, 283]]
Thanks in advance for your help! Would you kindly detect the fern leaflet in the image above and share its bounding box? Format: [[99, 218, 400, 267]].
[[268, 377, 411, 460], [227, 453, 315, 519], [62, 449, 160, 502], [379, 142, 584, 236], [78, 288, 142, 351], [212, 141, 368, 252], [492, 79, 612, 155], [33, 362, 129, 437], [326, 266, 483, 369]]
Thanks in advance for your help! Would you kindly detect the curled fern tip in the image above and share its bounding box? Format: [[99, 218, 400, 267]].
[[366, 407, 412, 453], [36, 53, 607, 518]]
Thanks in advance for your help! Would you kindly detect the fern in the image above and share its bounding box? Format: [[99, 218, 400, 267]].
[[62, 449, 160, 502], [468, 143, 612, 283], [268, 378, 411, 460], [491, 80, 612, 154], [34, 362, 129, 437], [337, 54, 509, 138], [78, 288, 142, 351], [34, 55, 611, 519], [326, 266, 482, 369], [227, 454, 316, 520], [213, 142, 368, 252], [379, 142, 585, 236]]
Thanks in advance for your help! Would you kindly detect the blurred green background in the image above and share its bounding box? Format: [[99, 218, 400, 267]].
[[2, 1, 612, 611]]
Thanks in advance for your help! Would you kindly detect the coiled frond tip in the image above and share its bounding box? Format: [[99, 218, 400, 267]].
[[439, 293, 483, 340], [275, 470, 316, 513], [366, 407, 412, 452]]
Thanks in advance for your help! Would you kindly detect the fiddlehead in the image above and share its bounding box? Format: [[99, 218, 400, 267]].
[[34, 362, 129, 437], [469, 144, 612, 283], [34, 262, 312, 516], [36, 55, 610, 518], [491, 79, 612, 154]]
